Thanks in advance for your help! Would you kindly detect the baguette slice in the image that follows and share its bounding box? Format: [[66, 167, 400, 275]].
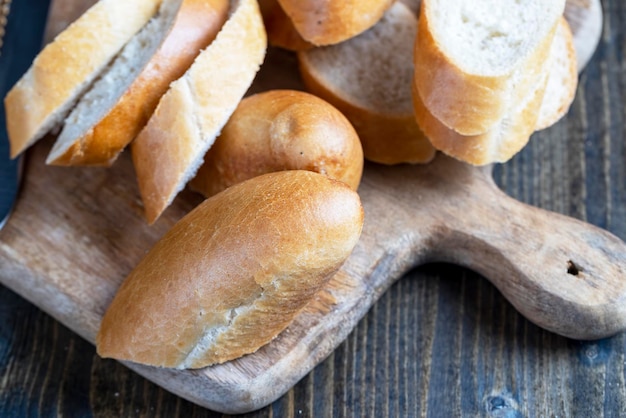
[[188, 89, 364, 197], [413, 17, 577, 166], [413, 0, 565, 135], [277, 0, 395, 46], [536, 18, 578, 130], [97, 170, 364, 369], [131, 0, 267, 224], [46, 0, 229, 167], [4, 0, 162, 158], [298, 1, 436, 165]]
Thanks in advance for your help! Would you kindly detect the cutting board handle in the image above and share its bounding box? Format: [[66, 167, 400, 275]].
[[361, 156, 626, 340]]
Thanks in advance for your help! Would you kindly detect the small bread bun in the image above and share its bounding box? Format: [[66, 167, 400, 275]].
[[298, 2, 436, 165], [277, 0, 395, 46], [46, 0, 229, 166], [131, 0, 267, 224], [188, 90, 363, 198], [96, 170, 364, 369], [258, 0, 313, 51]]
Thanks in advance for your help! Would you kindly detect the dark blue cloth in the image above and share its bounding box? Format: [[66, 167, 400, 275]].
[[0, 0, 50, 226]]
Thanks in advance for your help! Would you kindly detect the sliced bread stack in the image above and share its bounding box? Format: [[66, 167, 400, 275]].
[[412, 0, 574, 165]]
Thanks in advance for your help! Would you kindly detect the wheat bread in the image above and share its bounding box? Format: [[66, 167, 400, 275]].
[[298, 1, 436, 165], [4, 0, 162, 158], [96, 170, 364, 369], [46, 0, 229, 167], [413, 0, 565, 135], [413, 18, 577, 165], [258, 0, 312, 51], [188, 90, 364, 197], [131, 0, 267, 224], [277, 0, 395, 46]]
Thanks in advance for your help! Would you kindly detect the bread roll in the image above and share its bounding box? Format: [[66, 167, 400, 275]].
[[277, 0, 395, 46], [131, 0, 267, 224], [413, 18, 577, 165], [4, 0, 161, 158], [188, 90, 363, 198], [96, 170, 364, 369], [46, 0, 229, 167], [413, 0, 565, 135], [298, 2, 436, 165], [258, 0, 312, 51]]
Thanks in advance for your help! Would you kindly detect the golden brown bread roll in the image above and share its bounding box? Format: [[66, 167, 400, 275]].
[[96, 170, 364, 369], [277, 0, 395, 46], [188, 89, 364, 197], [258, 0, 313, 51]]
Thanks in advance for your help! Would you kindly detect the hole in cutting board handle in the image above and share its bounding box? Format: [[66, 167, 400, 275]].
[[567, 260, 582, 276]]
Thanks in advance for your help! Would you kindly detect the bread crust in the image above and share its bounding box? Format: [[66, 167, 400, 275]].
[[4, 0, 162, 158], [297, 2, 436, 165], [413, 0, 562, 136], [46, 0, 229, 167], [413, 17, 577, 166], [96, 170, 364, 369], [188, 89, 364, 197], [535, 18, 578, 131], [277, 0, 395, 46], [258, 0, 313, 51], [131, 0, 267, 224]]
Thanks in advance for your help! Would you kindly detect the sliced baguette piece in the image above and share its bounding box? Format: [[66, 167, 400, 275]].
[[258, 0, 313, 51], [4, 0, 162, 158], [188, 89, 364, 197], [536, 18, 578, 131], [131, 0, 267, 224], [413, 0, 565, 136], [46, 0, 229, 167], [97, 170, 364, 369], [413, 17, 577, 166], [277, 0, 395, 46], [298, 1, 436, 165]]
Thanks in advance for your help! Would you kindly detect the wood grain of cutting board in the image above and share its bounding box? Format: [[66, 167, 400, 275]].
[[0, 0, 622, 414]]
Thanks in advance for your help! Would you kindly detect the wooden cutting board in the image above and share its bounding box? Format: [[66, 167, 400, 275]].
[[0, 0, 619, 414]]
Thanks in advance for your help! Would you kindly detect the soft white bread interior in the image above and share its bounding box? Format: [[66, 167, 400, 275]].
[[413, 17, 578, 166], [4, 0, 162, 158], [277, 0, 395, 46], [46, 0, 229, 167], [298, 1, 436, 165], [131, 0, 267, 224], [96, 170, 364, 369], [413, 0, 565, 136], [188, 89, 364, 197]]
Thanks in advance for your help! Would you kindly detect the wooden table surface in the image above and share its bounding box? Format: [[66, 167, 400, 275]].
[[2, 0, 626, 416]]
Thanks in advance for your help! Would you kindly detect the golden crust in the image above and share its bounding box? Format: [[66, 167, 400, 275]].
[[277, 0, 395, 46], [258, 0, 313, 51], [413, 17, 577, 166], [189, 89, 364, 197], [535, 17, 578, 131], [96, 170, 364, 369], [47, 0, 229, 167], [4, 0, 162, 158], [131, 0, 267, 224], [297, 2, 436, 166], [413, 0, 559, 136]]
